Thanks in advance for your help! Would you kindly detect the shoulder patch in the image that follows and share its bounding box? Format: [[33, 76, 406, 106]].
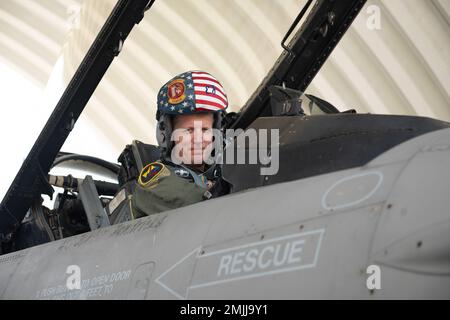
[[138, 162, 168, 187]]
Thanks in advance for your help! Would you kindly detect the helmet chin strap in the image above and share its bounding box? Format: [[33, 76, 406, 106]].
[[180, 163, 220, 189], [159, 158, 217, 189]]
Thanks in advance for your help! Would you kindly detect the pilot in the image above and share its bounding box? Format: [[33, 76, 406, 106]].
[[130, 70, 228, 218]]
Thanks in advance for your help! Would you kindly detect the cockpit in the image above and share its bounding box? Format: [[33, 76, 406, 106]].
[[1, 0, 449, 257]]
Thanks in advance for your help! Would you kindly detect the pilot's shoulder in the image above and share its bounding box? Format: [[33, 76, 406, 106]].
[[137, 161, 171, 188]]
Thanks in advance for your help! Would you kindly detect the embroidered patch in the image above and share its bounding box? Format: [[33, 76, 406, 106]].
[[138, 162, 166, 187], [167, 79, 186, 104]]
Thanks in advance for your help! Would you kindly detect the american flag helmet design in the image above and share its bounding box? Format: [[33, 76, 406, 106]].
[[157, 70, 228, 117]]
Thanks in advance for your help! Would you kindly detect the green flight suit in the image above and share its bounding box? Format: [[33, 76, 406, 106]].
[[131, 161, 207, 218]]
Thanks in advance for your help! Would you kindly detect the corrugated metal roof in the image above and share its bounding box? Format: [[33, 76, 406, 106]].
[[1, 0, 449, 153]]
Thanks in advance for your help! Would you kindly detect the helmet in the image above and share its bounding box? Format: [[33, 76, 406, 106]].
[[156, 70, 228, 160]]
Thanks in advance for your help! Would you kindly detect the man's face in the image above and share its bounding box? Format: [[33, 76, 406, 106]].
[[172, 113, 214, 167]]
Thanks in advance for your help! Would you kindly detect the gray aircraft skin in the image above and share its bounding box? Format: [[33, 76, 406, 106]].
[[1, 126, 450, 300], [1, 0, 449, 300]]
